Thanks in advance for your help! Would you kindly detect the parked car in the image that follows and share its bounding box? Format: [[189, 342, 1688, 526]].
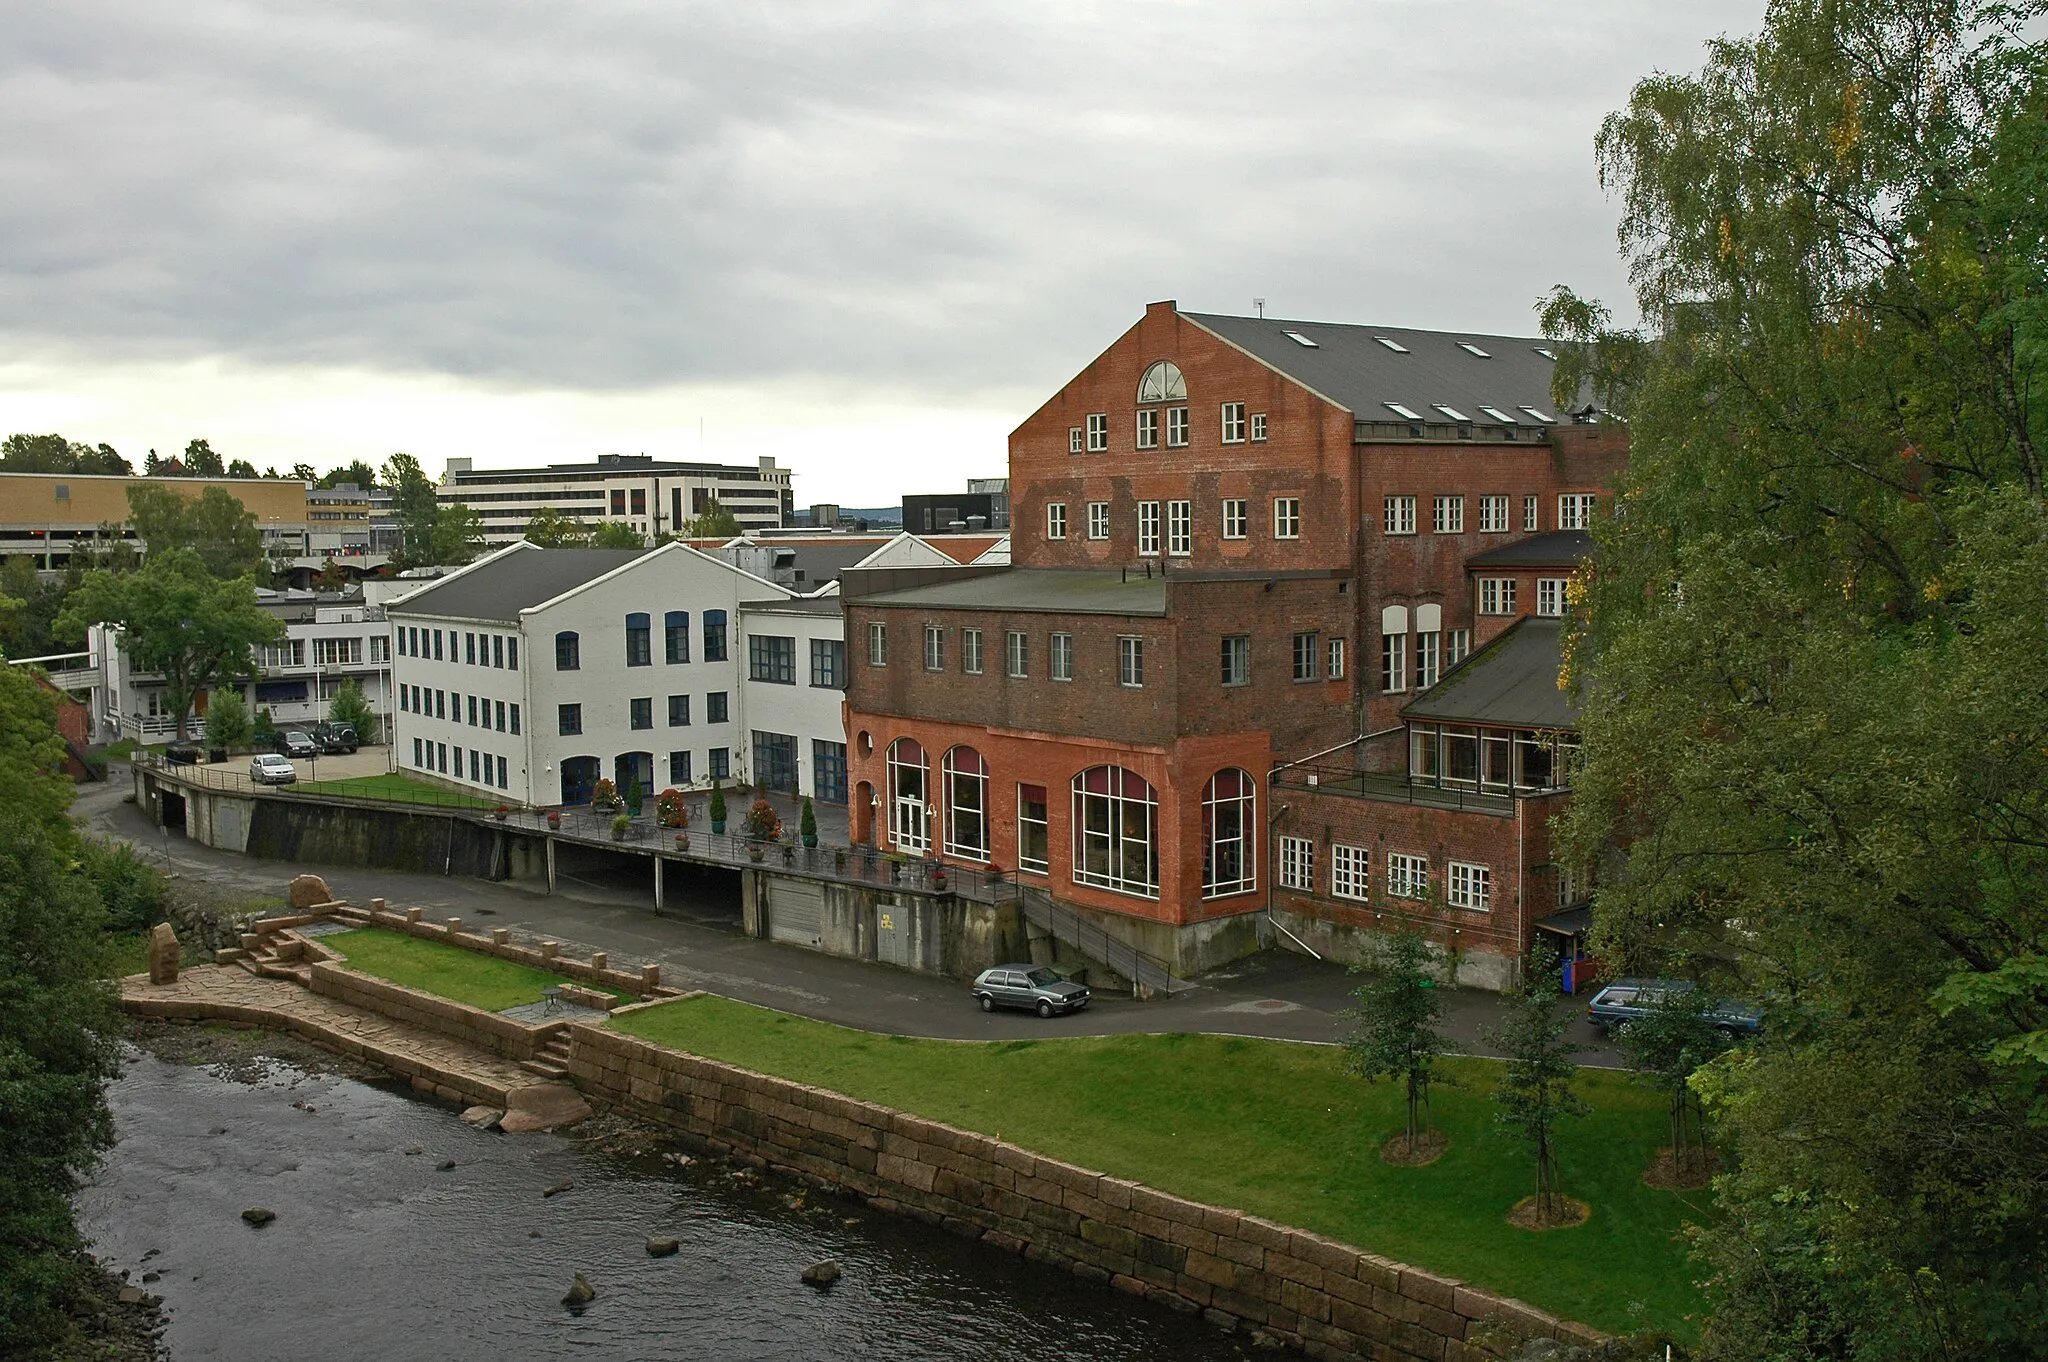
[[1586, 977, 1763, 1036], [249, 753, 298, 785], [164, 742, 201, 764], [274, 730, 318, 759], [971, 964, 1091, 1018], [309, 721, 358, 754]]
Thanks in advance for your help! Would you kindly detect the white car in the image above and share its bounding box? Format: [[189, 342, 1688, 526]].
[[249, 753, 298, 785]]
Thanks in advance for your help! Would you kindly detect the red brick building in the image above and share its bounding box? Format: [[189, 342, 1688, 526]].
[[843, 301, 1625, 985]]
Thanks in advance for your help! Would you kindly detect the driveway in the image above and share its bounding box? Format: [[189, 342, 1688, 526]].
[[81, 770, 1622, 1064], [167, 743, 399, 795]]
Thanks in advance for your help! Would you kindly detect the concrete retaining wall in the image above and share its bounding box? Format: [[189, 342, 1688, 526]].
[[339, 905, 675, 1000], [307, 961, 548, 1062], [566, 1023, 1601, 1361]]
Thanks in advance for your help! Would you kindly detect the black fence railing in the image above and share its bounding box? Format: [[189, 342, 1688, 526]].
[[141, 753, 506, 812], [1270, 764, 1529, 815]]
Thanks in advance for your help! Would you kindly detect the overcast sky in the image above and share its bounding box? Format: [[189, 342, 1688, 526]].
[[0, 0, 1763, 506]]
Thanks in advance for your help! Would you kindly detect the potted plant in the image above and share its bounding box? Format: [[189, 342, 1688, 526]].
[[744, 798, 782, 842], [492, 804, 509, 823], [591, 776, 619, 813], [709, 780, 727, 835], [625, 774, 644, 817], [748, 843, 766, 863], [547, 810, 562, 829], [800, 796, 818, 848], [674, 831, 691, 852], [610, 813, 631, 842], [931, 863, 949, 891], [833, 848, 848, 871], [656, 788, 688, 829]]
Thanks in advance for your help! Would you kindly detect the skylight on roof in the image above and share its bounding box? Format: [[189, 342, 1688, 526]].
[[1434, 404, 1470, 422], [1478, 405, 1518, 424], [1457, 342, 1491, 358], [1374, 336, 1409, 353], [1533, 347, 1558, 361], [1518, 405, 1557, 423], [1282, 330, 1319, 348], [1384, 402, 1422, 420]]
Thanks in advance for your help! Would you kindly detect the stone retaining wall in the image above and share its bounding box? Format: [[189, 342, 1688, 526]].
[[335, 903, 673, 1000], [567, 1023, 1602, 1361], [307, 961, 549, 1062]]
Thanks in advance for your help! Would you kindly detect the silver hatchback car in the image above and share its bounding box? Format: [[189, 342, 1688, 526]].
[[971, 964, 1090, 1018]]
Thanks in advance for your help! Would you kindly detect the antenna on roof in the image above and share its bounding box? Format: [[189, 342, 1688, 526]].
[[1253, 298, 1266, 318]]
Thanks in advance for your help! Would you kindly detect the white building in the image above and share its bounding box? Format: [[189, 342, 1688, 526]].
[[384, 541, 849, 808], [438, 452, 793, 548]]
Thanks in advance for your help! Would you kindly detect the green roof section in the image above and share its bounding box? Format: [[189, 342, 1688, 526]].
[[1401, 617, 1577, 729]]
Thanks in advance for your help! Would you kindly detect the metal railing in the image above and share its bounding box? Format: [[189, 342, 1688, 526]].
[[1270, 763, 1526, 815], [141, 753, 506, 811], [1015, 883, 1192, 996]]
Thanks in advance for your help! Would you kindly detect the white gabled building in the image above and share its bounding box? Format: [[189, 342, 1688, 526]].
[[385, 541, 849, 808]]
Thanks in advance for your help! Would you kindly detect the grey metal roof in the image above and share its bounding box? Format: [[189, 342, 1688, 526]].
[[1467, 530, 1596, 569], [386, 548, 646, 622], [1184, 313, 1572, 424], [859, 568, 1168, 617], [1402, 617, 1576, 729], [741, 595, 843, 616]]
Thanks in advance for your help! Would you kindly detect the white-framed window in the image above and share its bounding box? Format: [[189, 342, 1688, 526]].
[[1167, 499, 1192, 556], [923, 625, 944, 671], [1479, 495, 1510, 533], [1118, 635, 1144, 688], [1072, 765, 1159, 898], [1046, 502, 1067, 539], [1292, 631, 1319, 682], [887, 737, 929, 854], [1523, 494, 1539, 531], [1137, 500, 1161, 556], [1559, 493, 1597, 529], [962, 627, 984, 674], [1086, 413, 1108, 452], [1332, 844, 1370, 901], [1433, 495, 1464, 534], [369, 635, 390, 663], [1050, 632, 1073, 681], [1448, 861, 1492, 911], [1384, 496, 1417, 535], [1279, 836, 1315, 891], [1221, 402, 1247, 444], [1087, 501, 1110, 539], [1387, 852, 1429, 900], [1137, 360, 1188, 403], [1447, 628, 1471, 666], [943, 745, 990, 862], [1250, 412, 1268, 442], [1069, 427, 1084, 455], [1327, 638, 1345, 680], [1536, 578, 1568, 617], [1017, 783, 1050, 874], [1201, 768, 1257, 898], [313, 637, 362, 666], [866, 620, 887, 666], [1005, 629, 1027, 678], [1480, 578, 1518, 615], [1166, 407, 1190, 446], [1222, 499, 1247, 539], [1220, 634, 1250, 686], [1416, 630, 1441, 688], [1381, 632, 1407, 692], [1273, 497, 1301, 539], [262, 640, 305, 669], [1136, 409, 1159, 450]]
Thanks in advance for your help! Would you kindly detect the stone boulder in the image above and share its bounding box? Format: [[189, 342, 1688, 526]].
[[646, 1236, 680, 1257], [801, 1260, 841, 1287], [146, 923, 179, 984], [501, 1084, 592, 1134], [286, 874, 333, 909], [561, 1272, 596, 1310]]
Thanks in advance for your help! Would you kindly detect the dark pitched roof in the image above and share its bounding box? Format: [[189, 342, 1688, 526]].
[[1184, 313, 1573, 425], [1466, 530, 1595, 569], [386, 547, 647, 622], [1401, 617, 1576, 729]]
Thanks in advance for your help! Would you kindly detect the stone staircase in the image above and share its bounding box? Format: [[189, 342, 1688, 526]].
[[223, 926, 313, 985], [519, 1027, 574, 1081]]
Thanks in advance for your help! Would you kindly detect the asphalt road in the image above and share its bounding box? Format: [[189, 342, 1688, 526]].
[[81, 769, 1621, 1064]]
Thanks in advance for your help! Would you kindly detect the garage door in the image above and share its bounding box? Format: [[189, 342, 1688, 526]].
[[767, 876, 824, 948], [874, 896, 913, 968]]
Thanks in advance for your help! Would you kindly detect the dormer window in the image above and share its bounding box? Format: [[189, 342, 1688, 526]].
[[1137, 361, 1188, 404]]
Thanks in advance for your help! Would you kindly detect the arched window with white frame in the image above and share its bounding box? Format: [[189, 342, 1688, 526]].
[[1136, 361, 1188, 404], [1071, 766, 1159, 898], [887, 738, 929, 854], [1202, 768, 1257, 898], [942, 745, 989, 861]]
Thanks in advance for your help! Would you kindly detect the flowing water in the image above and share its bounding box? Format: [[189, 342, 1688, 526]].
[[79, 1049, 1256, 1360]]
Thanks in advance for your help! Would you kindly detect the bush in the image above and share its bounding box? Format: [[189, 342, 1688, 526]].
[[624, 774, 643, 815], [78, 839, 168, 934], [590, 777, 618, 810], [800, 796, 817, 842], [202, 690, 252, 752], [709, 781, 726, 824], [327, 676, 379, 744], [656, 788, 688, 828], [254, 707, 275, 741], [744, 798, 782, 841]]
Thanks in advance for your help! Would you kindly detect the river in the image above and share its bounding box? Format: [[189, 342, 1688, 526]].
[[78, 1047, 1257, 1360]]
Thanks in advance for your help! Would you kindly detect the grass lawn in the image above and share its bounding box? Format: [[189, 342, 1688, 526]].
[[610, 995, 1708, 1337], [330, 928, 631, 1012], [296, 771, 502, 809]]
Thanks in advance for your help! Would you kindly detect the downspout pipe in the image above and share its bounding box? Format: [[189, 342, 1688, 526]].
[[1261, 793, 1323, 960]]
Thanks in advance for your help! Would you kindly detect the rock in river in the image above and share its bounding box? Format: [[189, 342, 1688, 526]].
[[542, 1181, 573, 1198], [240, 1207, 275, 1227], [562, 1272, 596, 1309], [646, 1236, 681, 1257], [802, 1260, 842, 1287]]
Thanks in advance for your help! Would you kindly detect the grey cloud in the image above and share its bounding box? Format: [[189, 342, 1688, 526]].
[[0, 0, 1764, 399]]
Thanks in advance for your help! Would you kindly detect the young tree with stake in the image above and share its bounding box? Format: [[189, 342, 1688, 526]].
[[1342, 924, 1451, 1162]]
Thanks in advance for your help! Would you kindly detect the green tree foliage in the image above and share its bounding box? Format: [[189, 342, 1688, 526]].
[[1341, 926, 1451, 1153], [59, 550, 283, 741], [202, 687, 252, 751], [318, 459, 378, 490], [290, 462, 317, 481], [1613, 983, 1732, 1181], [429, 504, 486, 566], [0, 558, 74, 658], [523, 507, 592, 547], [0, 814, 120, 1357], [1550, 3, 2048, 1355], [180, 438, 224, 477], [1, 433, 130, 476], [224, 458, 258, 479], [74, 838, 168, 935], [590, 520, 647, 549], [380, 453, 439, 564], [123, 483, 264, 579], [0, 651, 76, 842], [1482, 943, 1586, 1225], [684, 497, 743, 539], [327, 675, 379, 744]]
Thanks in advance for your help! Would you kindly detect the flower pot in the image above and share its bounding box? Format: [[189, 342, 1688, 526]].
[[747, 845, 765, 863], [611, 827, 626, 842], [712, 819, 726, 836], [674, 833, 689, 851], [546, 814, 561, 829], [802, 833, 818, 848]]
